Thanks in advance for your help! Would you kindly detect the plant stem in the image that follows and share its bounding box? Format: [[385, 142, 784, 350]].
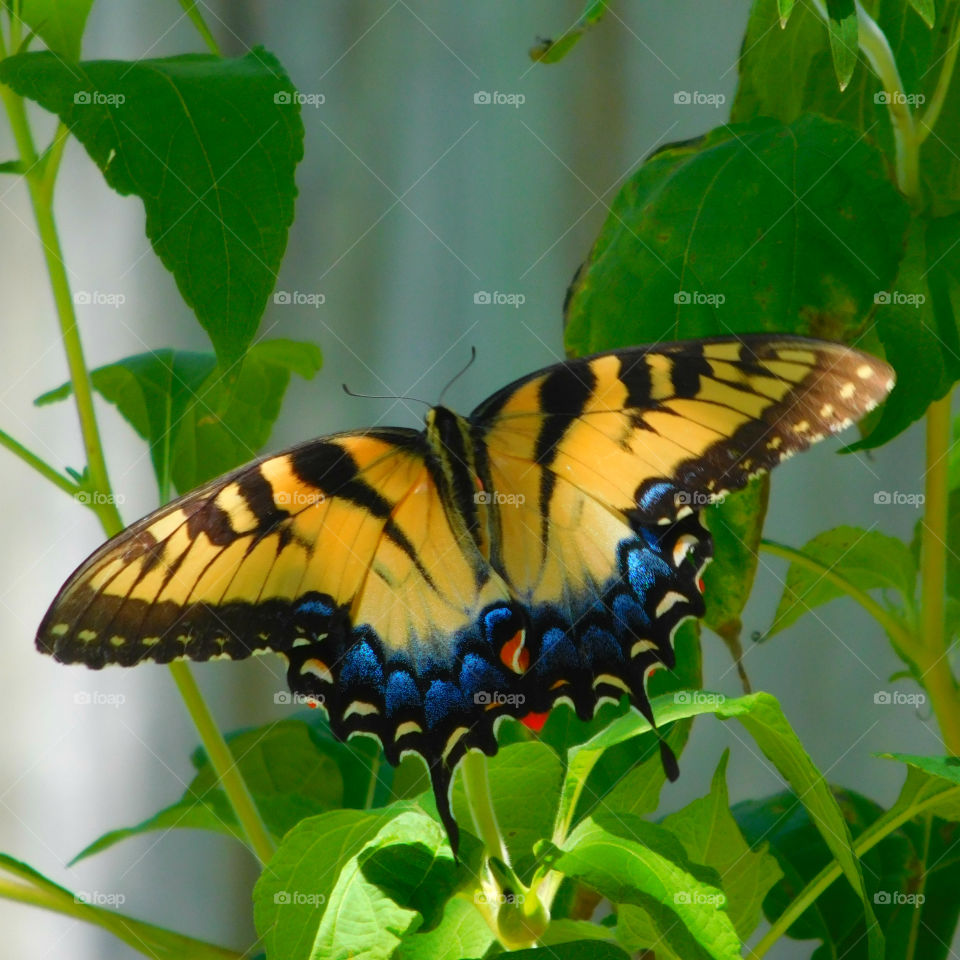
[[178, 0, 223, 56], [918, 395, 960, 755], [0, 877, 243, 960], [918, 3, 960, 144], [461, 750, 510, 865], [168, 662, 275, 863], [0, 426, 80, 497]]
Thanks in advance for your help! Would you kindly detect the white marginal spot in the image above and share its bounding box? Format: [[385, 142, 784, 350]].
[[794, 420, 810, 433], [77, 629, 97, 643], [301, 658, 334, 683], [630, 639, 658, 657], [292, 637, 311, 648], [767, 435, 783, 450], [820, 403, 835, 418], [142, 636, 160, 646], [655, 591, 687, 619], [344, 700, 379, 720], [394, 720, 422, 740], [441, 726, 470, 764], [593, 673, 631, 693], [209, 652, 233, 661], [109, 635, 124, 647], [50, 623, 70, 637], [840, 381, 856, 399], [857, 363, 874, 379]]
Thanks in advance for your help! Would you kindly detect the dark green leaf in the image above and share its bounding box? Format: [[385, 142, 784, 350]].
[[660, 750, 782, 940], [19, 0, 94, 58], [909, 0, 936, 28], [703, 476, 769, 682], [766, 526, 917, 639], [502, 943, 630, 960], [825, 0, 859, 90], [564, 116, 909, 356], [0, 49, 304, 364], [72, 720, 343, 862]]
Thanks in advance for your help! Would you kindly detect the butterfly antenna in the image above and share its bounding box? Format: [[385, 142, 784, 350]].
[[341, 383, 431, 409], [438, 347, 477, 406]]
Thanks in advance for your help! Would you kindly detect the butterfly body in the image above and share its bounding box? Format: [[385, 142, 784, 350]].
[[37, 335, 894, 849]]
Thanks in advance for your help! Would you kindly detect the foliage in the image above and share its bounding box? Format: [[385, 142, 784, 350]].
[[0, 2, 958, 959]]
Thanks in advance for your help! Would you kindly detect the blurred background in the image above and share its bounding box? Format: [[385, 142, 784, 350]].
[[0, 1, 938, 957]]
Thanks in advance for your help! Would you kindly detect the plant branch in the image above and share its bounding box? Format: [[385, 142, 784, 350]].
[[0, 426, 80, 497], [918, 395, 960, 755], [178, 0, 223, 56], [918, 3, 960, 144]]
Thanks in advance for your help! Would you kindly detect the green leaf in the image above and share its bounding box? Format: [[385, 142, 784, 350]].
[[19, 0, 94, 58], [882, 753, 960, 820], [72, 720, 343, 862], [778, 0, 796, 26], [450, 741, 563, 883], [554, 815, 741, 960], [703, 476, 770, 680], [396, 898, 493, 960], [660, 750, 783, 940], [170, 338, 323, 493], [539, 918, 618, 948], [554, 691, 883, 959], [0, 49, 304, 365], [529, 0, 608, 63], [501, 944, 630, 960], [909, 0, 936, 28], [825, 0, 859, 90], [765, 526, 916, 639], [35, 340, 321, 498], [564, 116, 909, 355], [254, 806, 459, 960]]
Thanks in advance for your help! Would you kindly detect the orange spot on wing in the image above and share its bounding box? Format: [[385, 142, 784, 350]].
[[499, 629, 529, 674], [521, 711, 550, 733]]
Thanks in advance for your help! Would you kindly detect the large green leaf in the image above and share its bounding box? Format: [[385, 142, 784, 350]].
[[71, 720, 343, 862], [564, 115, 909, 355], [396, 898, 493, 960], [552, 814, 741, 960], [503, 944, 629, 960], [0, 49, 304, 364], [36, 340, 322, 498], [19, 0, 94, 58], [660, 750, 782, 940]]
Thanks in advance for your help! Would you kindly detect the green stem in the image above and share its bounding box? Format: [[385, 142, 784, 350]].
[[0, 877, 242, 960], [177, 0, 223, 55], [169, 662, 275, 864], [917, 3, 960, 144], [759, 539, 916, 654], [918, 395, 960, 755], [746, 784, 960, 959], [0, 426, 80, 497]]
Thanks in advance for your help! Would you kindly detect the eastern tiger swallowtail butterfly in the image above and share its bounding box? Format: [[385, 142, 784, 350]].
[[37, 335, 893, 850]]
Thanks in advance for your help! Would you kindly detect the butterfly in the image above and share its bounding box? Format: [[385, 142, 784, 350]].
[[37, 335, 893, 850]]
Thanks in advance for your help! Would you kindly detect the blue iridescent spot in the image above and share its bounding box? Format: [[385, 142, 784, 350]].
[[538, 627, 579, 676], [638, 481, 675, 514], [425, 679, 466, 729], [626, 546, 671, 598], [340, 640, 383, 688], [459, 653, 505, 699], [385, 670, 420, 717], [295, 598, 334, 618], [581, 625, 621, 666], [613, 592, 652, 633], [483, 605, 515, 643]]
